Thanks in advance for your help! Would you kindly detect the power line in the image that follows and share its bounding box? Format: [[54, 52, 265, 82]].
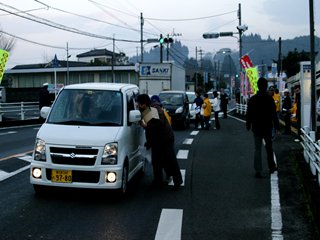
[[145, 10, 237, 22], [34, 0, 141, 33], [0, 3, 140, 43]]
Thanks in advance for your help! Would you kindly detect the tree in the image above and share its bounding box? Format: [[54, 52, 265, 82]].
[[0, 29, 15, 52], [281, 48, 310, 78]]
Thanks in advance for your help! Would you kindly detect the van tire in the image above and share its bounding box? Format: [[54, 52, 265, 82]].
[[119, 165, 128, 196]]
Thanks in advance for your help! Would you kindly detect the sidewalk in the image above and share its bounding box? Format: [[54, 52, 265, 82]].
[[184, 111, 319, 239]]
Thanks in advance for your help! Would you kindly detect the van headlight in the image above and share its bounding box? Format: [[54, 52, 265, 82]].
[[102, 143, 118, 165], [34, 139, 46, 161], [175, 106, 183, 114]]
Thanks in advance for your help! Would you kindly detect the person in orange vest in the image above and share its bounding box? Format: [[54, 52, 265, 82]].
[[202, 93, 212, 130]]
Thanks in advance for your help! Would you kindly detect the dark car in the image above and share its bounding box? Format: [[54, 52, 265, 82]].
[[159, 90, 190, 129]]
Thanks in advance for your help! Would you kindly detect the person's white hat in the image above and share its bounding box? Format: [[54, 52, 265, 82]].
[[43, 82, 49, 86], [283, 88, 289, 93]]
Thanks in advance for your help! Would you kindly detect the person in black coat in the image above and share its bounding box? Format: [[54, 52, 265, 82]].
[[39, 83, 51, 110], [246, 77, 279, 178], [282, 89, 292, 134], [137, 94, 183, 190], [220, 88, 229, 118]]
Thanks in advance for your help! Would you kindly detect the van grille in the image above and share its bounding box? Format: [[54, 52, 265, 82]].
[[50, 147, 98, 166]]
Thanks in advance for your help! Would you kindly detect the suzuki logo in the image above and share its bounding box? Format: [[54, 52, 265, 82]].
[[70, 152, 76, 159]]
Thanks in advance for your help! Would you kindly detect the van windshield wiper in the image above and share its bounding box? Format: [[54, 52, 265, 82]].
[[53, 120, 92, 125], [94, 122, 121, 126]]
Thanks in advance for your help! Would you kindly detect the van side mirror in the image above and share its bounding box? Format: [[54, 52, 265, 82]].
[[129, 110, 141, 123], [40, 106, 51, 119]]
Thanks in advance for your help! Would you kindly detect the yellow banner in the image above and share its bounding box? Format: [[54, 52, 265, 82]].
[[246, 67, 259, 94], [0, 49, 9, 84]]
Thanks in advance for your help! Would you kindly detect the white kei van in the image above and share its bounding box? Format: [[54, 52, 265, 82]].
[[30, 83, 145, 195]]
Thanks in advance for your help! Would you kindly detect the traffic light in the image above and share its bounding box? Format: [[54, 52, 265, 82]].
[[203, 33, 219, 39], [159, 34, 165, 44], [159, 34, 174, 44], [164, 37, 173, 43]]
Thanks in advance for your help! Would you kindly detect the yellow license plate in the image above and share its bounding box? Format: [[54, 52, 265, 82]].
[[51, 170, 72, 183]]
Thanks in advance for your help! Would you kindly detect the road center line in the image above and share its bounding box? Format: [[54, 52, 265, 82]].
[[155, 209, 183, 240]]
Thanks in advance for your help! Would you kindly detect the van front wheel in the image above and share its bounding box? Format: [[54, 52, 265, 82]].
[[119, 165, 128, 195]]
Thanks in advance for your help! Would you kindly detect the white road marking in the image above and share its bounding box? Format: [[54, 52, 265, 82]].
[[176, 150, 188, 159], [0, 165, 30, 182], [190, 130, 199, 135], [0, 131, 17, 136], [271, 155, 283, 240], [17, 155, 33, 162], [155, 209, 183, 240], [183, 138, 193, 145], [168, 169, 185, 186]]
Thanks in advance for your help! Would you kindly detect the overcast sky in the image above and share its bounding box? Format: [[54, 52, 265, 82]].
[[0, 0, 319, 69]]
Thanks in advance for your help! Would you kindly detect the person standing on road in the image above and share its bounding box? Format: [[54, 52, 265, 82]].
[[220, 88, 229, 118], [294, 85, 301, 141], [193, 91, 204, 130], [212, 91, 221, 130], [246, 77, 279, 178], [282, 89, 292, 135], [202, 93, 212, 130], [137, 94, 183, 190], [39, 83, 51, 119]]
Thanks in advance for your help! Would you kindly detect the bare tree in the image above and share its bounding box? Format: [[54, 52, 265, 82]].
[[0, 29, 15, 52]]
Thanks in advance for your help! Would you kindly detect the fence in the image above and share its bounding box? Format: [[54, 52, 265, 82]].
[[0, 102, 40, 122], [236, 103, 247, 115], [300, 127, 320, 187]]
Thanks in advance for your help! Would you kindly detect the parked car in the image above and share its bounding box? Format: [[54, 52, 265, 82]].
[[159, 90, 190, 129], [186, 91, 196, 121], [30, 83, 145, 196]]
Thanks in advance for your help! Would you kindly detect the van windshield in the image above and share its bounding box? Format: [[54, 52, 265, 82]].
[[47, 89, 123, 126], [159, 93, 183, 107]]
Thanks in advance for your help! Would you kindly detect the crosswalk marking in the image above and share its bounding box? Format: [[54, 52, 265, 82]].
[[190, 130, 199, 135], [183, 138, 193, 145], [155, 209, 183, 240], [17, 155, 33, 162], [176, 150, 188, 159]]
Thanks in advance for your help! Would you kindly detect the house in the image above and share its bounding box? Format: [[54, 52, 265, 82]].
[[3, 49, 139, 89]]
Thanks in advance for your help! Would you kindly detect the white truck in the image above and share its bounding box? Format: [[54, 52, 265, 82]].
[[139, 62, 185, 96]]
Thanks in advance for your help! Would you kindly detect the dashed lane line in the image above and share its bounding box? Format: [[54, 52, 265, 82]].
[[176, 150, 188, 159], [155, 209, 183, 240], [183, 138, 193, 145]]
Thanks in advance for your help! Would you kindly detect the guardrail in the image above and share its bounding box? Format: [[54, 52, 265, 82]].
[[236, 103, 247, 115], [300, 127, 320, 187], [0, 102, 40, 122]]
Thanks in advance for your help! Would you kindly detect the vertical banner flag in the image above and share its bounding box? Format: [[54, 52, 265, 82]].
[[245, 67, 259, 94], [240, 54, 253, 70], [0, 49, 9, 84]]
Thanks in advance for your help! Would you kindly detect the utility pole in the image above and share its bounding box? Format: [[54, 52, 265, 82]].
[[160, 34, 163, 63], [238, 3, 242, 61], [140, 13, 144, 63], [112, 36, 115, 83], [309, 0, 316, 132], [66, 42, 69, 86], [195, 47, 198, 90], [166, 34, 170, 61], [277, 37, 282, 77]]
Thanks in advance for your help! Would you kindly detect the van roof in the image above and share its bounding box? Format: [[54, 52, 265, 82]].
[[63, 83, 138, 91]]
